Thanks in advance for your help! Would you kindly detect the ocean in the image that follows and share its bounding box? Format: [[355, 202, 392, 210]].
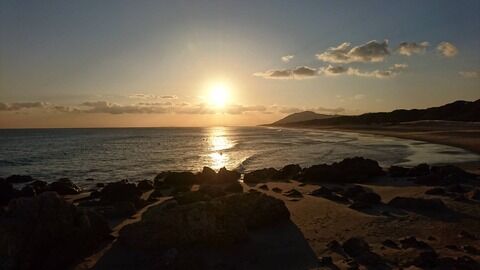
[[1, 126, 478, 187]]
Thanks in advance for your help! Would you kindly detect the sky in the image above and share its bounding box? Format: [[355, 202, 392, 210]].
[[1, 0, 479, 128]]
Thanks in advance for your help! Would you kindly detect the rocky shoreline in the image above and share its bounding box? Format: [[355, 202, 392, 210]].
[[1, 157, 479, 269]]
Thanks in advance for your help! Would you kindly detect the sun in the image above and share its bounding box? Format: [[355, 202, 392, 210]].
[[209, 82, 230, 108]]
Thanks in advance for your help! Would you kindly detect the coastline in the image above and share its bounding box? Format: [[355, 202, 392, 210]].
[[268, 123, 480, 174]]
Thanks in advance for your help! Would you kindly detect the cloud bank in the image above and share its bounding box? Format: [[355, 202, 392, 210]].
[[316, 40, 390, 63]]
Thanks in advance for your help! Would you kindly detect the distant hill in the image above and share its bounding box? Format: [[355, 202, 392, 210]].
[[271, 99, 480, 126], [271, 111, 335, 125]]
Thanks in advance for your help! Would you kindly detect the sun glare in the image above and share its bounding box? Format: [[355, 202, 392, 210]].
[[209, 83, 230, 108]]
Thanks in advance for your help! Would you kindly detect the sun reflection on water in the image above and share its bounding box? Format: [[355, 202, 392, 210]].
[[208, 127, 233, 169]]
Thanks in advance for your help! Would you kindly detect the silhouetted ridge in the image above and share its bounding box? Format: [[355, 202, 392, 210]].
[[277, 99, 480, 126]]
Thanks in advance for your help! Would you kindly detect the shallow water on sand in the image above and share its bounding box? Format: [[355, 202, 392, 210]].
[[0, 126, 478, 186]]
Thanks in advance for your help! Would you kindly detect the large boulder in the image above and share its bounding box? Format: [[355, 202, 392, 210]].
[[119, 191, 290, 250], [388, 197, 449, 213], [276, 164, 302, 179], [5, 175, 34, 184], [137, 180, 154, 191], [48, 178, 81, 195], [243, 168, 278, 184], [0, 179, 18, 206], [0, 192, 111, 270], [342, 185, 381, 204], [301, 157, 384, 183], [100, 180, 142, 204], [215, 167, 240, 184], [162, 171, 198, 186]]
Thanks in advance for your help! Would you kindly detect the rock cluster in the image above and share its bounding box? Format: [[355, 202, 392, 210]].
[[0, 192, 111, 270], [119, 191, 290, 250]]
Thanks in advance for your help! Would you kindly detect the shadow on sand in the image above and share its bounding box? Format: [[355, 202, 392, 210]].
[[93, 220, 318, 270]]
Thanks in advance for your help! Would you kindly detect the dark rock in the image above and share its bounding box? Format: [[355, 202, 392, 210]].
[[284, 189, 303, 198], [467, 189, 480, 201], [454, 256, 480, 270], [310, 186, 333, 197], [414, 173, 443, 186], [103, 201, 137, 218], [119, 192, 289, 250], [446, 244, 459, 250], [243, 168, 278, 183], [410, 250, 438, 268], [175, 191, 211, 205], [48, 178, 81, 195], [196, 166, 217, 183], [272, 187, 282, 193], [137, 180, 154, 191], [258, 184, 269, 190], [216, 167, 240, 184], [431, 165, 476, 180], [462, 245, 479, 255], [164, 171, 198, 186], [29, 180, 48, 194], [399, 236, 432, 250], [199, 185, 226, 198], [343, 185, 381, 204], [6, 175, 34, 184], [388, 196, 449, 212], [86, 178, 95, 181], [326, 240, 343, 254], [447, 184, 470, 193], [342, 237, 370, 257], [427, 236, 437, 241], [425, 187, 446, 195], [301, 157, 384, 183], [458, 230, 477, 240], [0, 178, 18, 206], [0, 192, 111, 270], [408, 163, 430, 177], [388, 165, 409, 177], [20, 185, 36, 197], [276, 164, 301, 179], [318, 256, 333, 266], [349, 201, 373, 211], [224, 182, 243, 193], [100, 180, 142, 204], [382, 239, 399, 249]]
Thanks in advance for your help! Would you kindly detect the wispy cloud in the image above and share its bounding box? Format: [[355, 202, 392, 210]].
[[316, 40, 390, 63], [128, 93, 178, 99], [254, 66, 318, 79], [459, 70, 479, 78], [397, 41, 429, 56], [437, 42, 458, 57], [0, 102, 48, 111], [255, 64, 407, 80], [281, 55, 294, 62]]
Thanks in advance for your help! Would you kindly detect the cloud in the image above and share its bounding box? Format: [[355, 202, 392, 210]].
[[128, 94, 178, 99], [281, 55, 294, 62], [353, 94, 365, 100], [459, 70, 479, 78], [226, 104, 267, 115], [397, 41, 429, 56], [79, 101, 169, 114], [254, 66, 318, 79], [437, 42, 458, 57], [0, 102, 47, 111], [315, 106, 345, 114], [292, 66, 317, 77], [319, 65, 349, 76], [316, 40, 390, 63], [347, 64, 407, 78], [271, 105, 345, 114]]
